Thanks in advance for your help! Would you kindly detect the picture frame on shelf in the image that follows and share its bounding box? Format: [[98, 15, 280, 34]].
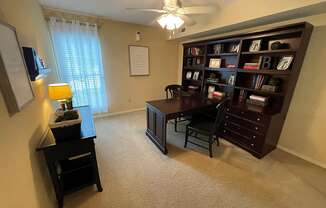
[[209, 58, 221, 68], [269, 40, 290, 50], [196, 58, 201, 65], [249, 39, 262, 52], [277, 56, 294, 70], [186, 71, 192, 79], [207, 86, 215, 99], [229, 43, 240, 53], [213, 44, 223, 55], [193, 71, 200, 80], [228, 75, 235, 85]]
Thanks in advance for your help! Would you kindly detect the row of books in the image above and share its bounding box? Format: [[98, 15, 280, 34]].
[[253, 75, 266, 89], [246, 95, 268, 107], [187, 47, 203, 56]]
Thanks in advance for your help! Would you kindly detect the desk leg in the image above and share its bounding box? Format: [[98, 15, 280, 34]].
[[91, 142, 103, 192], [146, 106, 167, 154], [45, 158, 63, 208]]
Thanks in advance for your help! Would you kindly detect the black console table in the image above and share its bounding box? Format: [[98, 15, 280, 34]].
[[37, 106, 102, 208]]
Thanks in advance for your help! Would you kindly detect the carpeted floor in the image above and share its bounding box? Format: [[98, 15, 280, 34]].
[[64, 111, 326, 208]]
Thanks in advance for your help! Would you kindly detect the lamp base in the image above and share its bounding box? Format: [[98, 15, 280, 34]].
[[60, 101, 66, 111]]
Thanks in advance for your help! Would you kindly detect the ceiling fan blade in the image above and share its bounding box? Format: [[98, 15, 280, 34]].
[[177, 14, 196, 26], [178, 6, 216, 15], [126, 8, 167, 13]]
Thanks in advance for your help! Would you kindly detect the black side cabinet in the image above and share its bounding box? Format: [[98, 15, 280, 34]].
[[37, 106, 102, 208]]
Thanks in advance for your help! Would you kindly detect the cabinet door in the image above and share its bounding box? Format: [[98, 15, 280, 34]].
[[146, 106, 167, 153]]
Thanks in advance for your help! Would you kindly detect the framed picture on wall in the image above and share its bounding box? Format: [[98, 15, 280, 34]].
[[128, 45, 150, 76], [0, 21, 34, 116]]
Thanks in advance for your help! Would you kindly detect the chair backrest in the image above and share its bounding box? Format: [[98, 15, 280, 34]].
[[165, 84, 182, 99], [211, 98, 229, 134]]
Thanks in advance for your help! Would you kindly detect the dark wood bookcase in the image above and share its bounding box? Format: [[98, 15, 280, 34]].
[[182, 22, 313, 158]]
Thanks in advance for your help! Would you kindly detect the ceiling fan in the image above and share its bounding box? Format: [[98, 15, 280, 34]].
[[126, 0, 216, 31]]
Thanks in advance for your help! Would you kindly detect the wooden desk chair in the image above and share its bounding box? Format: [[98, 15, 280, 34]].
[[165, 84, 190, 132], [165, 84, 182, 99], [184, 98, 229, 157]]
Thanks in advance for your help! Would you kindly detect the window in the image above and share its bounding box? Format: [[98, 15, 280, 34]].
[[48, 17, 108, 113]]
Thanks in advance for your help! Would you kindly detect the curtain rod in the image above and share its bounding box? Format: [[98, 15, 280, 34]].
[[45, 17, 100, 28]]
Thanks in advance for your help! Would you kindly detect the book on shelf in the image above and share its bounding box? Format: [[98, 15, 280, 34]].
[[243, 62, 260, 70], [246, 99, 268, 107], [249, 95, 268, 102], [188, 85, 199, 90], [238, 89, 247, 104], [212, 91, 225, 99], [248, 75, 267, 90], [254, 75, 266, 89], [246, 94, 268, 107], [261, 85, 278, 92], [206, 78, 219, 84]]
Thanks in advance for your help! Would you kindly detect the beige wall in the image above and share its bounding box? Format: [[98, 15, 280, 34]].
[[279, 24, 326, 168], [0, 0, 58, 207], [99, 20, 179, 113]]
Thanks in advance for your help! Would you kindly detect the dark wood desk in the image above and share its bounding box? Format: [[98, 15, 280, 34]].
[[146, 96, 220, 154], [37, 106, 102, 208]]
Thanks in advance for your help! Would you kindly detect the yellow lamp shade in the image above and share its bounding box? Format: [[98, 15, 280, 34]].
[[48, 83, 72, 101]]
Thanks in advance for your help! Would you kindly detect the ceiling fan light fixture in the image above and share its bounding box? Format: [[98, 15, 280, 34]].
[[157, 14, 184, 30]]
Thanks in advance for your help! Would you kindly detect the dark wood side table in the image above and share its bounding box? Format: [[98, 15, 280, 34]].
[[146, 96, 220, 154], [37, 106, 102, 208]]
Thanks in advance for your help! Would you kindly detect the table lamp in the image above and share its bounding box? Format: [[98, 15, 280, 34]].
[[48, 83, 72, 111]]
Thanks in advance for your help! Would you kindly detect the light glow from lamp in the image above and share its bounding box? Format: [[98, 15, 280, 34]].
[[48, 83, 72, 102], [157, 14, 184, 30]]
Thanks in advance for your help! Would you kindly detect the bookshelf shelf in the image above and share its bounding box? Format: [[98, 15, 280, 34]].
[[237, 69, 291, 75], [207, 52, 238, 56], [184, 55, 205, 58], [205, 67, 237, 72], [234, 86, 284, 96], [185, 79, 202, 85], [184, 66, 205, 70], [241, 49, 296, 55], [206, 82, 234, 88], [182, 22, 313, 158]]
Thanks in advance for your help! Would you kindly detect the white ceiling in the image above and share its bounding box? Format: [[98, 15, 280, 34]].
[[38, 0, 228, 25]]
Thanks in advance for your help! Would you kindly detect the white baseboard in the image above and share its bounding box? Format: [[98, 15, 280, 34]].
[[94, 108, 145, 118], [277, 145, 326, 169]]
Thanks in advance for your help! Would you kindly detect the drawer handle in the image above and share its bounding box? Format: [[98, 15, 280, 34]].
[[251, 144, 254, 147], [255, 127, 259, 130], [252, 136, 256, 139], [224, 123, 227, 126], [257, 118, 261, 122], [227, 108, 230, 112]]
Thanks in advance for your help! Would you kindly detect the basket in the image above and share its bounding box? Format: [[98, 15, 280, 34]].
[[49, 110, 82, 143]]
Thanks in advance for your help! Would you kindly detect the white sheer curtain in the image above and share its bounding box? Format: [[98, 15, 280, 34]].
[[48, 17, 108, 113]]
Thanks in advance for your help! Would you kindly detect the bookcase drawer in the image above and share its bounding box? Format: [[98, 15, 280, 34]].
[[221, 127, 255, 150], [227, 107, 269, 125], [224, 114, 267, 135], [222, 121, 265, 140]]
